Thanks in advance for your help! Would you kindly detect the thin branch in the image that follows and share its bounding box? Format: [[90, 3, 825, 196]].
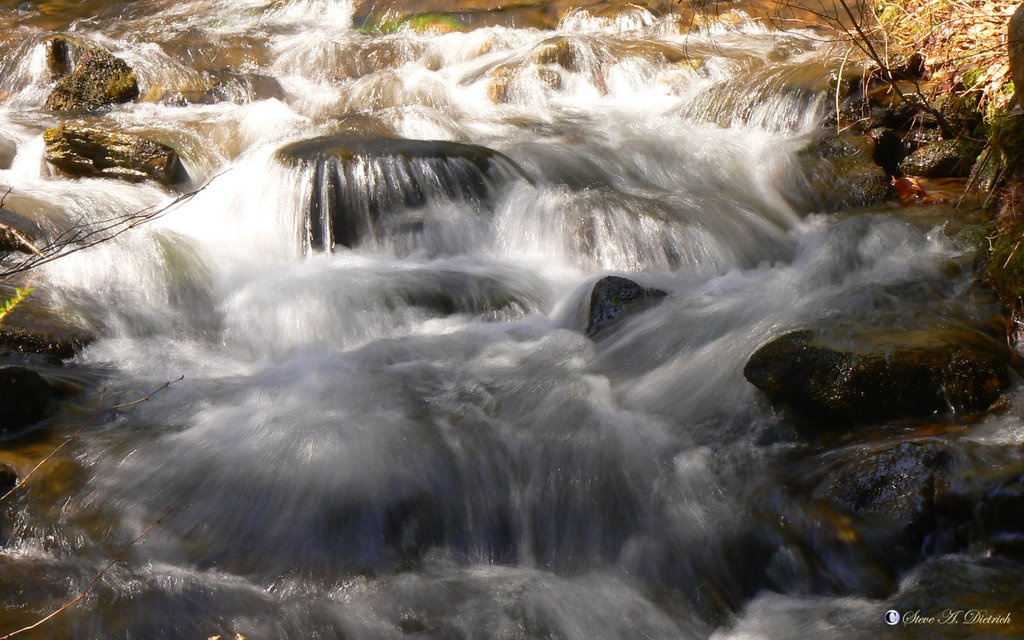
[[0, 507, 174, 640], [0, 170, 229, 282]]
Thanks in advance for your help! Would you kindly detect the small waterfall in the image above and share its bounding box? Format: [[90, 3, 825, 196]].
[[276, 135, 528, 252]]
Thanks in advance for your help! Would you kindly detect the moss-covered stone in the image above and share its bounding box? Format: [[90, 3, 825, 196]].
[[532, 38, 578, 71], [899, 138, 980, 178], [43, 47, 139, 112], [744, 325, 1012, 426], [43, 125, 188, 185]]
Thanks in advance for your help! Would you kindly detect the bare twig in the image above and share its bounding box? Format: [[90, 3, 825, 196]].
[[0, 170, 229, 282], [0, 507, 174, 640]]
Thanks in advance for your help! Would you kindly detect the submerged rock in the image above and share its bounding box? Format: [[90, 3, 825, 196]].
[[819, 441, 945, 545], [276, 135, 526, 251], [0, 366, 52, 431], [586, 276, 667, 338], [744, 326, 1012, 425], [44, 47, 138, 112], [43, 125, 188, 185]]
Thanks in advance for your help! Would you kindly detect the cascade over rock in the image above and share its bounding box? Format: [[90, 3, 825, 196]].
[[277, 135, 527, 251]]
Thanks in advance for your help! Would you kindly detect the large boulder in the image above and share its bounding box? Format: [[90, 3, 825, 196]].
[[744, 326, 1012, 425], [0, 366, 53, 432], [276, 135, 526, 251], [585, 275, 667, 338], [43, 46, 139, 112], [43, 125, 188, 185]]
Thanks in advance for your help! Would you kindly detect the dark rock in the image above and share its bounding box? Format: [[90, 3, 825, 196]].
[[892, 52, 926, 80], [0, 229, 35, 255], [899, 139, 979, 178], [44, 47, 139, 112], [744, 326, 1012, 425], [585, 276, 666, 338], [806, 132, 894, 209], [44, 35, 86, 80], [978, 474, 1024, 556], [868, 127, 905, 177], [819, 441, 945, 544], [276, 135, 527, 251], [43, 125, 188, 185], [0, 324, 92, 359], [0, 366, 53, 431], [0, 464, 16, 495]]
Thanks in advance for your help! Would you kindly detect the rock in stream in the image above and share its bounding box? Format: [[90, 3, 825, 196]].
[[744, 325, 1013, 426]]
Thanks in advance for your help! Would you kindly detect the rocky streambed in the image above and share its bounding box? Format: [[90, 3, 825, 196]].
[[0, 0, 1021, 638]]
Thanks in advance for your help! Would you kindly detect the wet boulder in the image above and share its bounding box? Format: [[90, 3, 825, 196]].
[[818, 441, 945, 546], [0, 366, 53, 432], [744, 326, 1012, 425], [805, 132, 894, 210], [44, 46, 139, 112], [898, 139, 979, 178], [585, 275, 667, 338], [43, 125, 188, 185], [276, 135, 526, 251]]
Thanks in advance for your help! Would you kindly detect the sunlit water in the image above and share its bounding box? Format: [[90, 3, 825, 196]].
[[0, 1, 1020, 638]]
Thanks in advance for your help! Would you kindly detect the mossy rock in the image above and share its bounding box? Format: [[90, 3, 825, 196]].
[[487, 63, 562, 103], [532, 38, 578, 71], [986, 215, 1024, 326], [899, 139, 980, 178], [43, 125, 188, 185], [43, 47, 139, 112], [744, 325, 1012, 426]]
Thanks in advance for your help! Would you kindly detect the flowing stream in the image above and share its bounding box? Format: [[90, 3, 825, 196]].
[[0, 1, 1022, 638]]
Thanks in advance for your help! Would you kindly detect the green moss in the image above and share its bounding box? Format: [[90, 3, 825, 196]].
[[987, 217, 1024, 317], [988, 110, 1024, 179], [364, 12, 466, 35]]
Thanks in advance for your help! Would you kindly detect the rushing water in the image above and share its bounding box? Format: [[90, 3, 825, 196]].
[[0, 1, 1021, 638]]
